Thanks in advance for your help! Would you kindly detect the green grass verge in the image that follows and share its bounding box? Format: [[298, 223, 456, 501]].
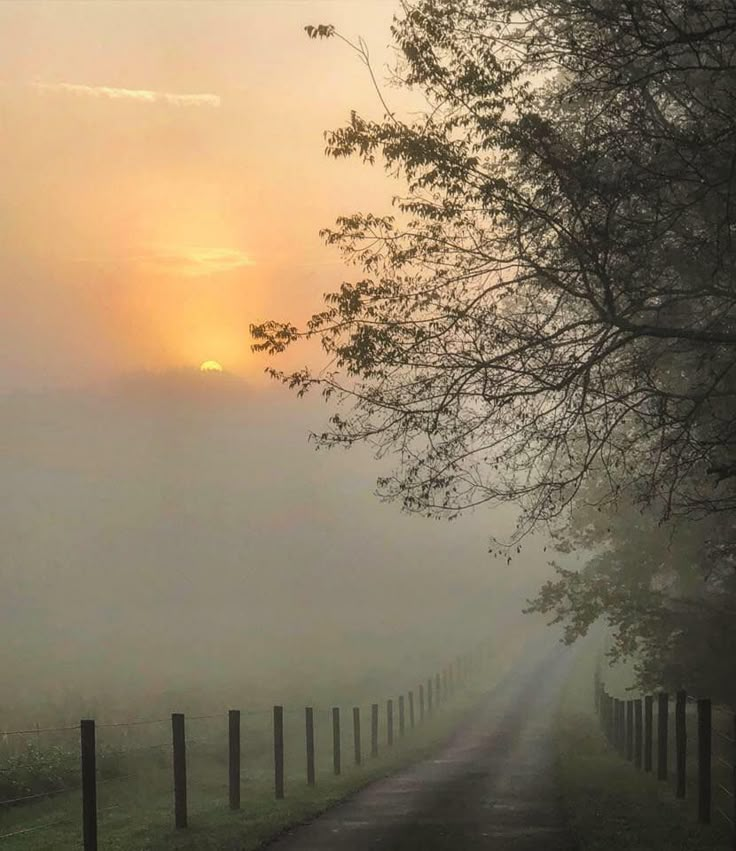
[[557, 644, 733, 850], [0, 627, 534, 851]]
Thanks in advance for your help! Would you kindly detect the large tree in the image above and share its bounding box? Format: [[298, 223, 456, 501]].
[[252, 1, 736, 683]]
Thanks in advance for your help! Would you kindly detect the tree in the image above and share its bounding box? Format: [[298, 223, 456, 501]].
[[253, 0, 736, 545], [526, 477, 736, 701]]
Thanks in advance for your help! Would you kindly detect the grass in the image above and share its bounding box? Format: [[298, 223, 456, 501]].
[[557, 643, 733, 850], [0, 627, 535, 850]]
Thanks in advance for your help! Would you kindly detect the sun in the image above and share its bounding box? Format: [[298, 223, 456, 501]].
[[200, 359, 223, 373]]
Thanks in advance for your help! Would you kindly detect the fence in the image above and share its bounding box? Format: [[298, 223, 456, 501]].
[[0, 645, 491, 849], [594, 671, 736, 846]]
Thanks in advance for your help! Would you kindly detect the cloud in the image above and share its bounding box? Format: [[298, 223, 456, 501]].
[[75, 247, 255, 277], [31, 81, 221, 108], [142, 247, 255, 276]]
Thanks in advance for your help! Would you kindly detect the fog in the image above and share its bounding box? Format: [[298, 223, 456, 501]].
[[0, 370, 551, 725]]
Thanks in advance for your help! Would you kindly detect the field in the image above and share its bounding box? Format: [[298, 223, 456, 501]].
[[0, 621, 536, 851]]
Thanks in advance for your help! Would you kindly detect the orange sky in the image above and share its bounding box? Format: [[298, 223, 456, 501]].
[[0, 0, 402, 389]]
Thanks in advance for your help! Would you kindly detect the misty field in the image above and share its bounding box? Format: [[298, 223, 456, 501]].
[[0, 619, 537, 850]]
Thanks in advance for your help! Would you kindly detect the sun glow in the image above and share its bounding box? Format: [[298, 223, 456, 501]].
[[200, 360, 224, 373]]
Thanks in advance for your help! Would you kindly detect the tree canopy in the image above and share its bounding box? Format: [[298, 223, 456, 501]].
[[252, 1, 736, 687], [255, 0, 736, 534]]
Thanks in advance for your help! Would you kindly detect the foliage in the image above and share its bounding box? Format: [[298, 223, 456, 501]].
[[0, 741, 124, 803], [252, 0, 736, 694], [528, 487, 736, 701], [253, 0, 736, 539]]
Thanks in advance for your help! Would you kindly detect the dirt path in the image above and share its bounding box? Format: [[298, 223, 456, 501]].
[[267, 644, 577, 850]]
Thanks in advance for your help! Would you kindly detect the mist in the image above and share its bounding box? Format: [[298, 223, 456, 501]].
[[0, 370, 549, 725]]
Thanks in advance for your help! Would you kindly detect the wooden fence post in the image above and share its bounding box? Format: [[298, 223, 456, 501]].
[[353, 707, 361, 766], [676, 690, 687, 799], [644, 696, 653, 772], [611, 700, 618, 750], [621, 700, 627, 754], [305, 707, 315, 786], [435, 674, 441, 708], [332, 707, 342, 775], [228, 710, 241, 810], [371, 703, 379, 757], [626, 701, 634, 762], [697, 699, 711, 824], [172, 713, 188, 828], [427, 678, 433, 716], [611, 699, 616, 748], [658, 693, 669, 781], [399, 695, 406, 738], [634, 699, 643, 770], [419, 684, 425, 721], [408, 690, 415, 728], [732, 715, 736, 841], [80, 719, 98, 851], [387, 699, 394, 746], [273, 706, 284, 799]]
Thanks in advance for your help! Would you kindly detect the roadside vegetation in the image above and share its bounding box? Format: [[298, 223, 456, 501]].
[[557, 644, 732, 851]]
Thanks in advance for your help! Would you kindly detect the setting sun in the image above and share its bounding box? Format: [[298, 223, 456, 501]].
[[200, 360, 223, 373]]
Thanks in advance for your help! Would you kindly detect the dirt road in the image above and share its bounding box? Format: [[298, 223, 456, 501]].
[[266, 644, 577, 850]]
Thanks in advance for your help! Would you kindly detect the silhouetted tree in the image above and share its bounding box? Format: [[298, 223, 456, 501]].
[[254, 1, 736, 545]]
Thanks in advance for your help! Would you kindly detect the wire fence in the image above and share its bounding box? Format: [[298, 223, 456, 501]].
[[0, 643, 493, 850], [594, 669, 736, 845]]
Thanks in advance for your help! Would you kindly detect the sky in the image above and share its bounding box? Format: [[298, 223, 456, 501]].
[[0, 0, 404, 390], [0, 2, 560, 719]]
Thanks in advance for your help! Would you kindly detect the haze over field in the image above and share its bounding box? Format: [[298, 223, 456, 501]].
[[1, 370, 552, 723]]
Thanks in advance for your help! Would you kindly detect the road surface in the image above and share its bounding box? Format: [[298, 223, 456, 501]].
[[267, 643, 577, 850]]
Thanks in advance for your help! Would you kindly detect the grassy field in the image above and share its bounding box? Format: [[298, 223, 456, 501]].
[[0, 626, 535, 851], [557, 642, 733, 850]]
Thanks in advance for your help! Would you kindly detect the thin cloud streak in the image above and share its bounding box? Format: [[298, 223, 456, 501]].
[[74, 247, 255, 277], [32, 81, 221, 108]]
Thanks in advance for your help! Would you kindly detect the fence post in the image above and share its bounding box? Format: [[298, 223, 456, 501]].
[[427, 678, 433, 716], [387, 699, 394, 746], [399, 695, 406, 738], [626, 701, 634, 761], [614, 700, 622, 754], [228, 710, 241, 810], [371, 703, 379, 757], [644, 696, 653, 772], [676, 690, 687, 799], [80, 719, 98, 851], [172, 713, 187, 828], [658, 693, 669, 781], [611, 699, 617, 750], [353, 707, 361, 766], [273, 706, 284, 799], [620, 700, 627, 756], [408, 690, 415, 728], [435, 674, 441, 708], [732, 715, 736, 841], [697, 699, 711, 824], [332, 707, 341, 775], [305, 707, 315, 786], [419, 684, 425, 721], [634, 699, 643, 770], [612, 700, 618, 752]]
